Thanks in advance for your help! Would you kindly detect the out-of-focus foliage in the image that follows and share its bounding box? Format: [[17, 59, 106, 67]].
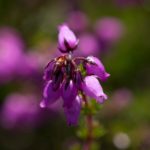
[[0, 0, 150, 150]]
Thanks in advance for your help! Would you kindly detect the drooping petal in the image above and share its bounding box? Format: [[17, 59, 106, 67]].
[[74, 70, 83, 90], [58, 24, 78, 52], [62, 80, 77, 108], [43, 61, 55, 81], [82, 75, 107, 104], [52, 67, 64, 91], [86, 56, 110, 81], [40, 80, 61, 108], [64, 95, 81, 126]]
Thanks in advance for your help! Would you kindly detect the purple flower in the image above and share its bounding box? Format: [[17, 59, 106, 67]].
[[58, 24, 79, 53], [41, 24, 109, 125], [62, 80, 77, 108], [86, 56, 110, 81], [0, 27, 39, 83], [40, 80, 61, 108], [64, 96, 81, 126], [78, 33, 100, 56], [95, 17, 124, 43], [73, 70, 83, 90], [1, 94, 40, 129], [82, 75, 107, 104], [0, 28, 24, 82], [43, 60, 55, 81]]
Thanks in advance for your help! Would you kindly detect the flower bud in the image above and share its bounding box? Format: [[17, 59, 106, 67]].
[[58, 24, 78, 53]]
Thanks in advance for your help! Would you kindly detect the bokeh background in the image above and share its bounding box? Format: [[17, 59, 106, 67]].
[[0, 0, 150, 149]]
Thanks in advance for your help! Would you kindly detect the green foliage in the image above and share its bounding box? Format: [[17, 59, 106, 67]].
[[90, 142, 100, 150], [69, 143, 81, 150], [92, 121, 106, 139], [77, 98, 106, 143], [81, 99, 103, 116]]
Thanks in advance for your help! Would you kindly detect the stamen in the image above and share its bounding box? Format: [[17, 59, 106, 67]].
[[73, 57, 87, 64]]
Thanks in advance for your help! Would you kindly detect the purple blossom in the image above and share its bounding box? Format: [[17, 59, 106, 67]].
[[40, 80, 61, 108], [43, 60, 55, 81], [86, 56, 110, 81], [95, 17, 124, 44], [0, 28, 24, 82], [41, 24, 109, 125], [1, 94, 40, 129], [62, 80, 77, 108], [82, 75, 107, 104], [0, 27, 39, 83], [64, 96, 81, 126], [77, 33, 100, 56], [58, 24, 79, 53]]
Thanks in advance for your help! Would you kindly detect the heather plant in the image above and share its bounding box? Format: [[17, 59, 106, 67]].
[[40, 24, 110, 150], [0, 0, 149, 149]]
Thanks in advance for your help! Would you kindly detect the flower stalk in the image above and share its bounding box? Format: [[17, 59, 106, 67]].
[[82, 93, 93, 150]]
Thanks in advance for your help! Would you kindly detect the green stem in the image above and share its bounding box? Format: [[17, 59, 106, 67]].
[[82, 93, 93, 150]]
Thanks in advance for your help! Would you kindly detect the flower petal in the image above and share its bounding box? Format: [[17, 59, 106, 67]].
[[74, 70, 83, 90], [62, 80, 77, 108], [40, 80, 61, 108], [58, 24, 78, 52], [82, 75, 107, 104], [64, 95, 81, 126], [43, 61, 55, 81], [86, 56, 110, 81]]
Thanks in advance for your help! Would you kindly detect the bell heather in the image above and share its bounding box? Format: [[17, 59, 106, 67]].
[[58, 24, 79, 53], [40, 24, 110, 126]]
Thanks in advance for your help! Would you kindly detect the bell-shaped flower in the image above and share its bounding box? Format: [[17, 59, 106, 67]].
[[86, 56, 110, 81], [58, 24, 78, 52], [64, 95, 81, 126], [40, 80, 61, 108], [62, 80, 77, 108], [82, 75, 107, 104]]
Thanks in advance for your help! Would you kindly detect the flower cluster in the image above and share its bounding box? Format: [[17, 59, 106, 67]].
[[40, 24, 110, 125], [0, 28, 39, 83]]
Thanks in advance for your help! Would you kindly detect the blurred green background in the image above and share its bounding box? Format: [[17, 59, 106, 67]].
[[0, 0, 150, 150]]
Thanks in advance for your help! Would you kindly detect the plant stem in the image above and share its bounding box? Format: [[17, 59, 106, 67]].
[[82, 93, 93, 150]]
